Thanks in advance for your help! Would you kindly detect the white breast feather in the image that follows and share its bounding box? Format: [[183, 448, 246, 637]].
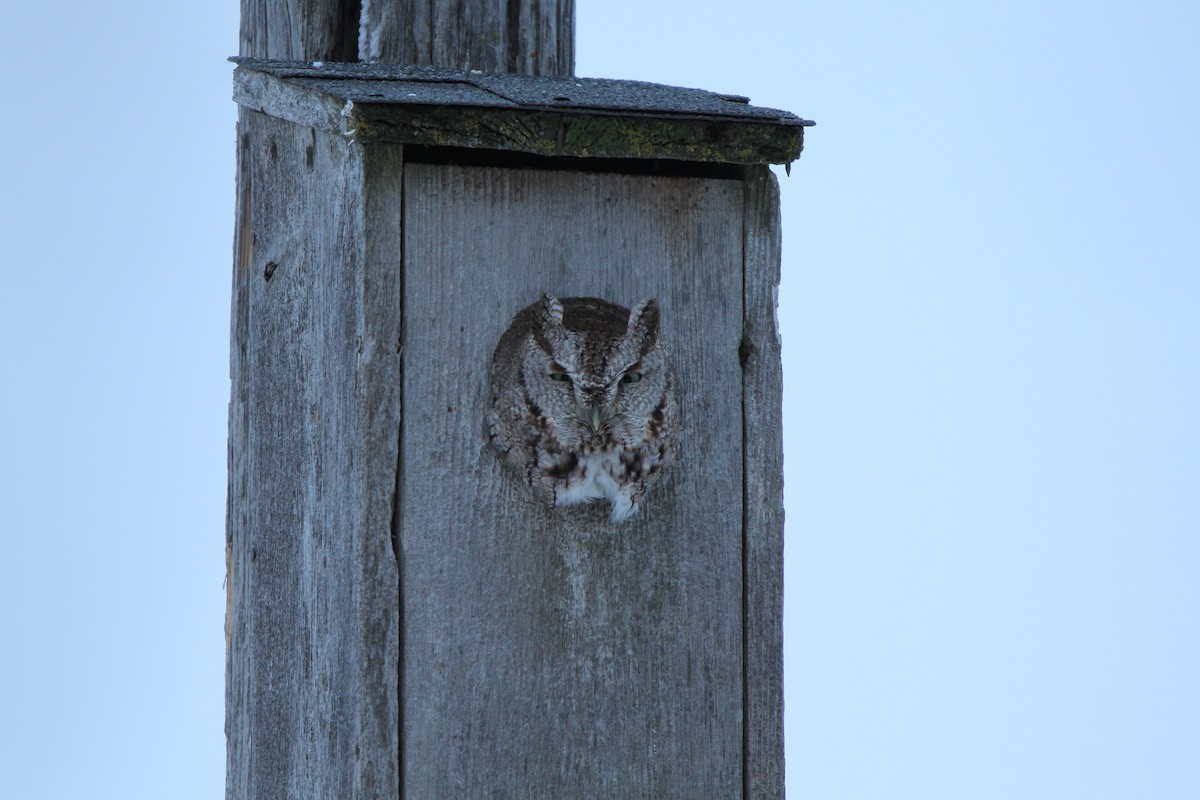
[[554, 451, 637, 522]]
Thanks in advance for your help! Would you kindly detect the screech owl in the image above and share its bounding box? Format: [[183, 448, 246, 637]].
[[486, 294, 679, 522]]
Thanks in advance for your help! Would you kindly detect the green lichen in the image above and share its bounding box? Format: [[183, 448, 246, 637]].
[[350, 105, 804, 165]]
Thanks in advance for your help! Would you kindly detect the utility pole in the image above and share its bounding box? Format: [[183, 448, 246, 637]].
[[227, 2, 807, 797]]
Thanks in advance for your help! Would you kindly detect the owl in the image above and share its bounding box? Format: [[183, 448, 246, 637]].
[[486, 294, 678, 522]]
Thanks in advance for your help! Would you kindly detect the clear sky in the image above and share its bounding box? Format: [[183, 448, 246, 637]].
[[1, 2, 1196, 798]]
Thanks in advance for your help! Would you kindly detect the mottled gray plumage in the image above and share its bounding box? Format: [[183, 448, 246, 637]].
[[486, 294, 678, 522]]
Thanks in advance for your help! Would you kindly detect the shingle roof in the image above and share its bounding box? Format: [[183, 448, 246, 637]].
[[232, 59, 813, 165]]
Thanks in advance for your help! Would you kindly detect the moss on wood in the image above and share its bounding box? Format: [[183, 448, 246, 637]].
[[349, 105, 805, 164]]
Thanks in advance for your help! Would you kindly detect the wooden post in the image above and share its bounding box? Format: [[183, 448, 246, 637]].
[[237, 0, 571, 71], [228, 5, 805, 799], [360, 0, 574, 73]]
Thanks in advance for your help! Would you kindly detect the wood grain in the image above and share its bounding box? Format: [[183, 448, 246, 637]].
[[400, 164, 746, 796], [741, 166, 786, 799], [360, 0, 575, 75], [225, 111, 402, 800], [239, 0, 571, 71], [240, 0, 360, 61]]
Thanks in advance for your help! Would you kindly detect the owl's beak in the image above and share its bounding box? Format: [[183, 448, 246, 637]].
[[578, 391, 610, 432]]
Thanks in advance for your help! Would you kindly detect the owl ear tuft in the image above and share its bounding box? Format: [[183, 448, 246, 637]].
[[628, 299, 660, 352], [530, 294, 565, 355], [539, 293, 565, 327]]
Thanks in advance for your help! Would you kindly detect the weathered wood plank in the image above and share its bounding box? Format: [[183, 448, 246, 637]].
[[352, 104, 806, 164], [241, 0, 571, 71], [225, 111, 401, 800], [358, 138, 407, 800], [229, 61, 811, 166], [232, 68, 350, 135], [240, 0, 359, 61], [359, 0, 575, 75], [742, 166, 786, 799], [225, 109, 254, 799], [400, 164, 746, 797]]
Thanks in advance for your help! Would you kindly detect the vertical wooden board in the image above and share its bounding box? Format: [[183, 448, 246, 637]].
[[226, 107, 255, 800], [742, 167, 786, 798], [240, 0, 359, 61], [226, 112, 401, 800], [358, 140, 406, 799], [401, 164, 745, 797], [360, 0, 574, 75]]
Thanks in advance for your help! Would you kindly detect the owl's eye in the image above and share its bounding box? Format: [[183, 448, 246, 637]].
[[620, 371, 643, 385], [549, 371, 571, 383]]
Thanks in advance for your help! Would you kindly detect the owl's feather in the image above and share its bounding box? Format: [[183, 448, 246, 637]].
[[486, 295, 678, 522]]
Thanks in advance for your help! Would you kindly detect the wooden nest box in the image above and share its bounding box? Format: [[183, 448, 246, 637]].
[[227, 59, 812, 798]]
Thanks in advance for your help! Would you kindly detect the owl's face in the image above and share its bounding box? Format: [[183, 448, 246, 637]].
[[520, 295, 673, 451], [487, 294, 678, 521]]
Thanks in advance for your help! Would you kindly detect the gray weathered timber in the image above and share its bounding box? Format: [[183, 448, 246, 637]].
[[240, 0, 570, 72], [225, 111, 402, 799], [231, 60, 812, 165], [360, 0, 575, 75], [240, 0, 359, 61], [400, 164, 746, 796], [231, 4, 796, 800], [742, 167, 786, 798]]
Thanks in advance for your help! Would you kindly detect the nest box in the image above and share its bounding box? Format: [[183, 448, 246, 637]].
[[227, 58, 812, 798]]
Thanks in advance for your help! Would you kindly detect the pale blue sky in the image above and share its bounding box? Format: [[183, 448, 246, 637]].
[[1, 2, 1196, 797]]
